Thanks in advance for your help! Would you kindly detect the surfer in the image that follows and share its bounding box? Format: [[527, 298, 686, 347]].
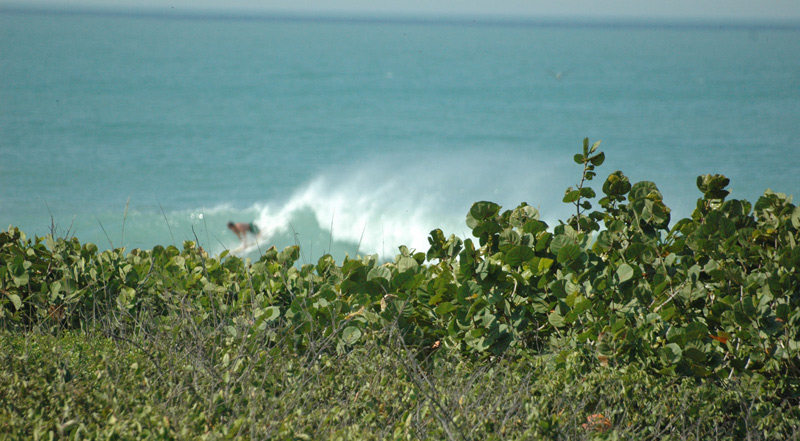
[[227, 221, 260, 248]]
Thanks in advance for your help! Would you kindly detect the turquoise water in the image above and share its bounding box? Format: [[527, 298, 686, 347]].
[[2, 9, 799, 261]]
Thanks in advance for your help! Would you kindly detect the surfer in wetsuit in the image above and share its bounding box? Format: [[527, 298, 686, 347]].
[[227, 221, 260, 248]]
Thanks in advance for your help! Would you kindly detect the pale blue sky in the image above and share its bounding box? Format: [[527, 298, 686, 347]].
[[4, 0, 800, 21]]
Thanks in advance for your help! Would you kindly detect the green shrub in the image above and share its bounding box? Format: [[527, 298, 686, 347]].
[[2, 137, 799, 390]]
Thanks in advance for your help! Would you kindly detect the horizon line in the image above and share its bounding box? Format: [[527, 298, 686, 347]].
[[3, 4, 800, 31]]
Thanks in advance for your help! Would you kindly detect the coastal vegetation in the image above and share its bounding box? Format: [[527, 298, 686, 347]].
[[2, 139, 799, 439]]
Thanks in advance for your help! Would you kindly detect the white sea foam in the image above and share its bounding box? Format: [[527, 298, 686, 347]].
[[252, 175, 453, 259], [249, 149, 573, 260], [54, 149, 581, 259]]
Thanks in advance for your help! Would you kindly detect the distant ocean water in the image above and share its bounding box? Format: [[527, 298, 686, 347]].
[[2, 8, 799, 262]]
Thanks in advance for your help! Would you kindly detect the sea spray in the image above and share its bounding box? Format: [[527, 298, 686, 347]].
[[38, 146, 696, 263], [251, 175, 458, 261], [244, 148, 575, 261]]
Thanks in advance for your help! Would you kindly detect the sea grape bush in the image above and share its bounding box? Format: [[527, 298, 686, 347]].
[[2, 139, 799, 386]]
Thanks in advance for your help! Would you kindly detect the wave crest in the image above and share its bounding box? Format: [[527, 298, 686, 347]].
[[251, 149, 570, 260]]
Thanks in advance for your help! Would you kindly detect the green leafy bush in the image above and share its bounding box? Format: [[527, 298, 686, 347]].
[[2, 138, 799, 389], [3, 139, 800, 439]]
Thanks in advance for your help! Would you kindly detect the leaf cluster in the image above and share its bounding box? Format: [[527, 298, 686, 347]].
[[2, 138, 799, 393]]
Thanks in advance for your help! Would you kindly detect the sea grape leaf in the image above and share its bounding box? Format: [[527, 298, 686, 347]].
[[549, 234, 574, 254], [505, 245, 535, 267], [5, 293, 22, 310], [589, 151, 605, 166], [573, 297, 592, 314], [510, 204, 540, 229], [548, 310, 566, 328], [434, 301, 456, 316], [523, 219, 547, 235], [472, 220, 503, 238], [616, 264, 634, 283], [557, 243, 581, 264], [264, 306, 281, 322], [660, 343, 683, 365], [427, 229, 447, 260], [12, 272, 29, 287], [563, 189, 580, 203], [469, 201, 501, 222], [550, 279, 567, 299], [535, 231, 552, 252], [367, 266, 392, 284], [630, 181, 661, 202], [537, 257, 554, 274], [683, 347, 706, 363], [466, 298, 488, 320], [792, 206, 800, 228], [577, 329, 596, 343], [278, 245, 300, 265], [342, 326, 362, 345], [697, 174, 731, 200], [396, 255, 418, 273], [603, 171, 631, 197]]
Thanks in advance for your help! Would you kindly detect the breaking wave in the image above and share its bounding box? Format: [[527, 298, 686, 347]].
[[244, 148, 573, 261]]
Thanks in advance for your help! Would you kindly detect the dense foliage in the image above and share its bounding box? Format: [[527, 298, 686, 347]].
[[3, 331, 795, 439], [2, 139, 799, 438]]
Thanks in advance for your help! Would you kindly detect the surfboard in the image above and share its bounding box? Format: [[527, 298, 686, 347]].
[[229, 235, 268, 256]]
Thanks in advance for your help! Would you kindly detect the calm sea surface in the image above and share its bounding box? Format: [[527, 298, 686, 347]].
[[2, 9, 799, 260]]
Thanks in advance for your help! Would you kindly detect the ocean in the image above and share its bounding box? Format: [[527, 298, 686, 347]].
[[2, 8, 799, 262]]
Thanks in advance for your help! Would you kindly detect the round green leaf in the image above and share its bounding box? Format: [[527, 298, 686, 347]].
[[469, 201, 501, 222], [660, 343, 683, 364], [5, 293, 22, 310], [548, 310, 565, 328], [264, 306, 281, 322], [603, 171, 631, 197], [562, 190, 580, 203], [630, 181, 661, 201], [557, 243, 581, 264], [594, 230, 613, 252], [396, 255, 418, 273], [505, 245, 535, 267], [367, 266, 392, 282], [616, 264, 635, 283], [342, 326, 362, 345], [549, 234, 574, 254], [472, 220, 503, 238], [589, 151, 605, 166], [434, 301, 457, 315], [509, 204, 539, 228]]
